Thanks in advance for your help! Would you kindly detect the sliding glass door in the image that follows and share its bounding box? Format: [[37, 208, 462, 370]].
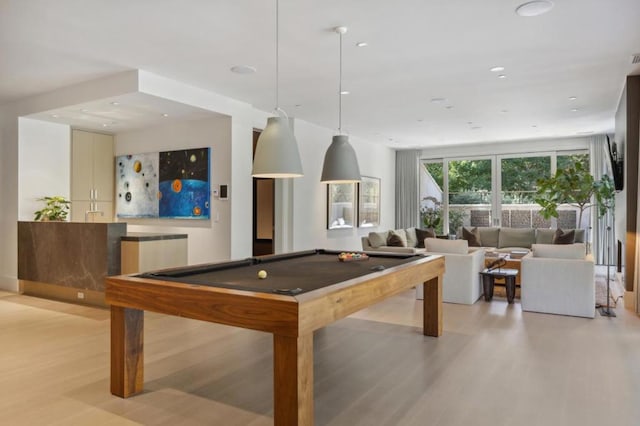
[[420, 150, 590, 235]]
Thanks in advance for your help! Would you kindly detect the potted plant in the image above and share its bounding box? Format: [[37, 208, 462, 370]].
[[420, 196, 442, 233], [534, 162, 615, 225], [448, 208, 466, 236], [33, 196, 71, 221]]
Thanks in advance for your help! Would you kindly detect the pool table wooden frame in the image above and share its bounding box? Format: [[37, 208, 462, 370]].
[[105, 252, 444, 426]]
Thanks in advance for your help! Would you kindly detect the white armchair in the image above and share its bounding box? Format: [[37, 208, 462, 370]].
[[521, 243, 595, 318], [416, 238, 485, 304]]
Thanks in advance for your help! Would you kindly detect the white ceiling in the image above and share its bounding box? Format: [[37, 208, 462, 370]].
[[1, 0, 639, 147]]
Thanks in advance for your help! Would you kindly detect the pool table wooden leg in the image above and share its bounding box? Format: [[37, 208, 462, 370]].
[[423, 275, 443, 337], [273, 333, 314, 426], [110, 306, 144, 398]]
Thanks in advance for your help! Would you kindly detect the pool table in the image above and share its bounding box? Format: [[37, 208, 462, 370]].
[[105, 249, 445, 426]]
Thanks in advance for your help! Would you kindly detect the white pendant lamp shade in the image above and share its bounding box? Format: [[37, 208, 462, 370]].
[[252, 116, 303, 178], [321, 135, 361, 183], [251, 0, 304, 179]]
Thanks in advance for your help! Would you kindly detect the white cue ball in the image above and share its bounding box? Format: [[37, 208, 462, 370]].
[[258, 270, 267, 279]]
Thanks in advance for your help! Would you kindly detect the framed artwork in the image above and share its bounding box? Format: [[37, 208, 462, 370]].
[[327, 183, 356, 229], [116, 147, 211, 219], [358, 176, 381, 228]]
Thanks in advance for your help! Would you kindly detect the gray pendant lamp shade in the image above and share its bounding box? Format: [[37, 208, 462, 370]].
[[252, 116, 303, 178], [321, 26, 361, 183], [321, 135, 361, 182]]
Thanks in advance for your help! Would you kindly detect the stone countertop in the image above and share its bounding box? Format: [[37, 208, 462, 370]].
[[121, 232, 188, 242]]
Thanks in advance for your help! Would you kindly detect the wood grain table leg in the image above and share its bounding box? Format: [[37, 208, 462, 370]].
[[273, 333, 314, 426], [423, 275, 443, 337], [110, 306, 144, 398]]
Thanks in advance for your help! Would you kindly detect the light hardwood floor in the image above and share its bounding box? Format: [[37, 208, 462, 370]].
[[1, 289, 639, 426]]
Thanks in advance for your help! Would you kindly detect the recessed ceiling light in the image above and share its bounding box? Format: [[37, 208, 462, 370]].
[[295, 104, 302, 107], [110, 101, 120, 106], [340, 90, 350, 95], [230, 65, 257, 74], [500, 109, 509, 113], [445, 105, 454, 110], [569, 96, 577, 101], [51, 114, 59, 118], [490, 66, 505, 72], [162, 113, 169, 117], [532, 125, 538, 128], [571, 108, 579, 112], [498, 74, 506, 79], [102, 123, 109, 127], [430, 97, 446, 104], [417, 119, 424, 122], [356, 42, 368, 47], [516, 0, 554, 17], [467, 121, 473, 125]]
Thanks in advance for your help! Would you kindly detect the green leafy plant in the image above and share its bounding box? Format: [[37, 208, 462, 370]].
[[448, 208, 466, 235], [420, 196, 442, 230], [33, 196, 71, 221], [534, 163, 615, 225]]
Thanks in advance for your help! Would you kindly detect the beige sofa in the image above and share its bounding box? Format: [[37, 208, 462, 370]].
[[460, 227, 585, 252], [361, 227, 428, 254]]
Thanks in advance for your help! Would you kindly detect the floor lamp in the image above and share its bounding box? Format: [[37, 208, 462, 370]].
[[599, 208, 616, 317]]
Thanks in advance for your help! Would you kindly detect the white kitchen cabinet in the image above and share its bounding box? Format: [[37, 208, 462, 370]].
[[71, 130, 114, 222]]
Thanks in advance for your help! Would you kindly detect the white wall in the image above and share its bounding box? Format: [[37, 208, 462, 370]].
[[114, 116, 232, 265], [291, 121, 396, 252], [18, 118, 71, 221]]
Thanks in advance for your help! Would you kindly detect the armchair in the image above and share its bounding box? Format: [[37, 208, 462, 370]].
[[521, 243, 595, 318], [417, 238, 485, 304]]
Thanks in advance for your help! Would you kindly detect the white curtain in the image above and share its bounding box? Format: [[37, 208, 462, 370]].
[[589, 134, 612, 265], [395, 150, 420, 229]]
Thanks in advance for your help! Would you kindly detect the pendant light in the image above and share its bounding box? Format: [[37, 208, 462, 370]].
[[321, 26, 361, 183], [252, 0, 303, 178]]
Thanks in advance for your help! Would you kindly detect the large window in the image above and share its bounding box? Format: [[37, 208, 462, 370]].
[[419, 150, 590, 234]]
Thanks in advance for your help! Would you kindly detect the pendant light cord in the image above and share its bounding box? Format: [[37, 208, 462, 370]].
[[275, 0, 279, 111], [338, 29, 343, 134]]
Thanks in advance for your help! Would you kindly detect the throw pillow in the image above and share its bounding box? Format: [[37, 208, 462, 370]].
[[425, 238, 468, 254], [368, 231, 388, 248], [387, 229, 407, 247], [552, 228, 575, 245], [462, 227, 482, 247], [405, 227, 418, 247], [415, 228, 436, 248]]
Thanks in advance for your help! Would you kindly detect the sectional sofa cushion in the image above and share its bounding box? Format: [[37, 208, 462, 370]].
[[531, 243, 586, 259], [405, 227, 418, 247], [367, 231, 388, 248], [415, 228, 436, 248], [425, 238, 469, 254], [462, 227, 482, 246], [552, 228, 575, 244], [387, 229, 408, 247], [535, 229, 556, 244], [498, 228, 535, 249], [478, 227, 501, 248]]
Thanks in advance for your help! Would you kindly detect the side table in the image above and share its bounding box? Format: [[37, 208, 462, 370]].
[[480, 268, 519, 303]]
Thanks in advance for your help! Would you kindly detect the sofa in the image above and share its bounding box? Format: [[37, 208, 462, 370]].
[[459, 227, 585, 252], [361, 227, 429, 254], [417, 238, 485, 304], [520, 243, 595, 318]]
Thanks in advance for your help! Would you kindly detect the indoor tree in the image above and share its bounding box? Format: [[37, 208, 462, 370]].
[[534, 162, 615, 225]]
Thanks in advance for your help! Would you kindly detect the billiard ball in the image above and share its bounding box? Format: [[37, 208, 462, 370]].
[[258, 270, 268, 279]]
